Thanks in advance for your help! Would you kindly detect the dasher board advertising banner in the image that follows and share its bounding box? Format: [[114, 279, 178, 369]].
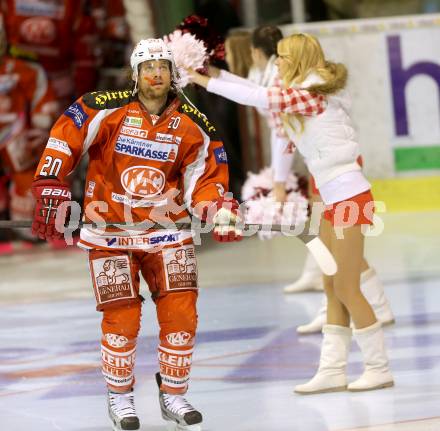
[[281, 14, 440, 180]]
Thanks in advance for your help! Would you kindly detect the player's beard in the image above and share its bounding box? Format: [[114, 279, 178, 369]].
[[141, 83, 171, 100]]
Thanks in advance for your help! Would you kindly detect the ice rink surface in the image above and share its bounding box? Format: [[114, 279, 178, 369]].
[[1, 212, 440, 431]]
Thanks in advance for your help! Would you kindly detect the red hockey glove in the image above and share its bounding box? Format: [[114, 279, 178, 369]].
[[31, 178, 72, 240], [207, 196, 243, 242]]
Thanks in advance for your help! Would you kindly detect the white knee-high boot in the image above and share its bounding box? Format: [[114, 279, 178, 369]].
[[348, 322, 394, 392], [360, 269, 395, 326], [284, 252, 324, 293], [294, 325, 352, 394], [296, 296, 327, 334], [297, 268, 395, 335]]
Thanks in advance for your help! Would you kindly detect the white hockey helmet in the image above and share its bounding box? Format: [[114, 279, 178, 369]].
[[130, 38, 179, 91]]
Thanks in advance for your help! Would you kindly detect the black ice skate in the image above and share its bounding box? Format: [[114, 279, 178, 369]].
[[156, 372, 203, 431], [107, 390, 140, 431]]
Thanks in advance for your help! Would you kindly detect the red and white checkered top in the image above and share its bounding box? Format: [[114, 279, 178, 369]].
[[267, 77, 327, 141]]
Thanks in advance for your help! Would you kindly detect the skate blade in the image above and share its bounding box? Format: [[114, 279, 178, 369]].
[[112, 422, 140, 431], [305, 237, 337, 276], [348, 380, 394, 392], [294, 385, 347, 395], [110, 417, 140, 431], [165, 422, 202, 431]]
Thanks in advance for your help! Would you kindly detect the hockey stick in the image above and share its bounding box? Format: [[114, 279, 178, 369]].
[[0, 219, 337, 275]]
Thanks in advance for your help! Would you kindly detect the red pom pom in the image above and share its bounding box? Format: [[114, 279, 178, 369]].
[[177, 14, 225, 63], [180, 15, 208, 29]]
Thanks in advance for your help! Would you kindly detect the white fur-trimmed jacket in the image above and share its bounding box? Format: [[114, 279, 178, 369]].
[[207, 72, 370, 203]]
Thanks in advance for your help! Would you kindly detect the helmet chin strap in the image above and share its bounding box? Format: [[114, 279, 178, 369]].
[[132, 82, 138, 96]]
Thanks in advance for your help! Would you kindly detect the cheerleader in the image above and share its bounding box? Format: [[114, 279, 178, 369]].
[[188, 33, 394, 394], [208, 26, 307, 236], [294, 169, 394, 335]]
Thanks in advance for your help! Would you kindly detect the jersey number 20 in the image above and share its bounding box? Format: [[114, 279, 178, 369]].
[[40, 155, 62, 177], [168, 116, 181, 130]]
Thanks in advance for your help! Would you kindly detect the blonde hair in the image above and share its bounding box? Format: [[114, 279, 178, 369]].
[[225, 31, 253, 78], [277, 33, 348, 133]]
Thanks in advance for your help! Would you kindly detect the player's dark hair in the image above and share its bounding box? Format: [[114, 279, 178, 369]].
[[251, 25, 283, 58]]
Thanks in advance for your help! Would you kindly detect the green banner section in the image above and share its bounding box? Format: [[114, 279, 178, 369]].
[[394, 146, 440, 171]]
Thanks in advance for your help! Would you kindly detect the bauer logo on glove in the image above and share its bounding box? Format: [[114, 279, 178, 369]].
[[31, 177, 72, 240], [41, 187, 71, 198]]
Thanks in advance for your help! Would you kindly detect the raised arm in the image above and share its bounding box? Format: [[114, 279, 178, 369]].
[[217, 69, 261, 88], [188, 69, 326, 116], [188, 68, 269, 109]]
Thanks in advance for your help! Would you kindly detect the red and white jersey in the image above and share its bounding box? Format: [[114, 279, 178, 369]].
[[34, 90, 230, 250], [0, 56, 57, 172], [2, 0, 98, 100]]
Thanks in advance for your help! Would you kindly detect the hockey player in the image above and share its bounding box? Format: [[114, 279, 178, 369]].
[[0, 14, 57, 239], [188, 33, 394, 394], [1, 0, 98, 108], [31, 38, 242, 430]]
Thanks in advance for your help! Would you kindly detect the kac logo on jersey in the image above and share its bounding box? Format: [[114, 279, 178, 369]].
[[214, 147, 228, 164], [121, 166, 165, 198], [20, 17, 56, 44], [166, 331, 192, 346], [64, 102, 88, 129], [105, 333, 128, 348]]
